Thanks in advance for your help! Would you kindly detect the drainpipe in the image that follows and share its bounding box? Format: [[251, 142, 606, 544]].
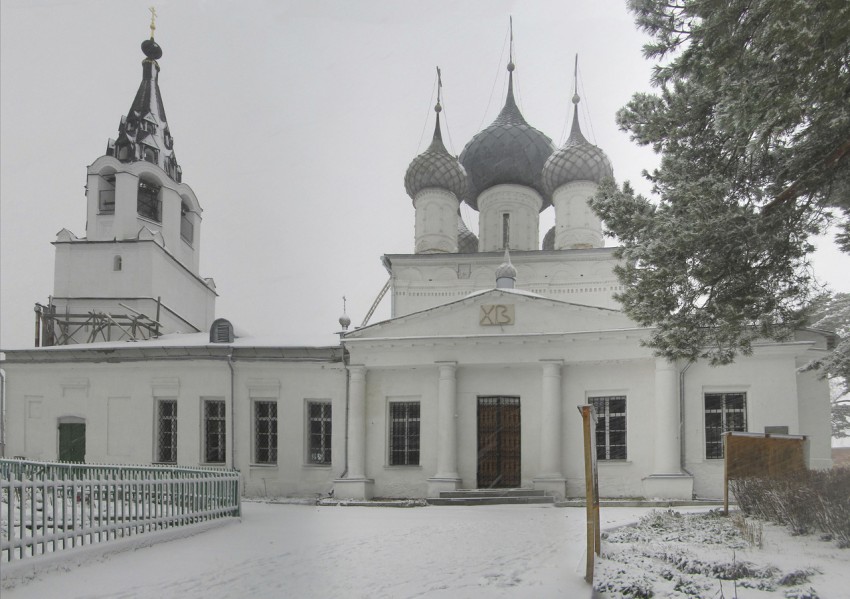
[[339, 340, 350, 481], [679, 360, 695, 476], [0, 367, 6, 458], [227, 349, 236, 469]]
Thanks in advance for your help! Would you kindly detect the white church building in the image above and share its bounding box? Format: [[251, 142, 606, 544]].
[[0, 31, 834, 501]]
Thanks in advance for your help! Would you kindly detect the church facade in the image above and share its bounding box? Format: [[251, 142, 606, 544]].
[[0, 32, 833, 501]]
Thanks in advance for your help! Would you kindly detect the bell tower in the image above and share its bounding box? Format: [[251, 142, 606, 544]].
[[38, 18, 216, 346]]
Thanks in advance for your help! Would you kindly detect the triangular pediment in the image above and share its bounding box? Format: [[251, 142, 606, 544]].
[[345, 289, 636, 339]]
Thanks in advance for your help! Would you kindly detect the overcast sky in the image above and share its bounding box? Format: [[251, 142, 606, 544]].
[[1, 0, 847, 349]]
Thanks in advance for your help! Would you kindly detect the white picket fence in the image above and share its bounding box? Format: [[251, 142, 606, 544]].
[[1, 459, 241, 563]]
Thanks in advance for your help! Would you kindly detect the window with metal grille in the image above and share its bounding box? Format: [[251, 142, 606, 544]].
[[204, 400, 226, 463], [157, 400, 177, 463], [389, 402, 420, 466], [589, 395, 627, 460], [705, 392, 747, 459], [307, 401, 332, 464], [254, 401, 277, 464], [137, 180, 161, 222]]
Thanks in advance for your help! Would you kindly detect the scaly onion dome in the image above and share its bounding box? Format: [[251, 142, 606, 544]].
[[542, 95, 613, 196], [542, 226, 555, 250], [459, 66, 555, 211], [495, 247, 518, 280], [457, 212, 479, 253], [404, 108, 468, 201]]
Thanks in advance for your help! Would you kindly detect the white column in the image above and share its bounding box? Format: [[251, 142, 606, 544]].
[[347, 365, 367, 479], [653, 358, 681, 474], [539, 360, 564, 476], [435, 362, 458, 478]]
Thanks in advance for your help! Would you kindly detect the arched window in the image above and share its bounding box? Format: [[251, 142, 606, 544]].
[[137, 180, 161, 222], [99, 174, 116, 214], [143, 146, 158, 164], [180, 201, 194, 244], [113, 255, 122, 271]]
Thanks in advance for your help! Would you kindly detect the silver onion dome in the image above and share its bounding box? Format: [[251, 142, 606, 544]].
[[495, 247, 518, 280], [459, 68, 554, 211], [457, 213, 479, 253], [541, 226, 555, 250], [542, 96, 613, 196], [404, 109, 469, 201]]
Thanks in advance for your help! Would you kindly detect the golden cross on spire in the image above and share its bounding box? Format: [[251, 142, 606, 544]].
[[436, 66, 443, 105], [574, 54, 579, 94], [509, 15, 514, 66], [149, 6, 157, 39]]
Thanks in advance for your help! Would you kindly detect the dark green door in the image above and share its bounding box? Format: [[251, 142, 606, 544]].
[[58, 422, 86, 462]]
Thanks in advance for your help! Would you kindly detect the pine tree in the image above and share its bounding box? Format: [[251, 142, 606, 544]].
[[805, 293, 850, 437], [591, 0, 850, 370]]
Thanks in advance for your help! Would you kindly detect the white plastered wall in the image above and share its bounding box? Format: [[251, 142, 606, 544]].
[[2, 357, 347, 499], [684, 350, 809, 499]]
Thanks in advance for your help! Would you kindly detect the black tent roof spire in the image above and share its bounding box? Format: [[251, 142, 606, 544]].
[[105, 9, 182, 183]]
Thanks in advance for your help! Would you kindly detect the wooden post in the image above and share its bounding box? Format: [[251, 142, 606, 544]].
[[578, 405, 600, 584], [723, 432, 729, 516]]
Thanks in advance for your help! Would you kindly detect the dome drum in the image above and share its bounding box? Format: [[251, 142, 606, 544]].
[[476, 185, 542, 252], [413, 189, 460, 254], [552, 181, 604, 249]]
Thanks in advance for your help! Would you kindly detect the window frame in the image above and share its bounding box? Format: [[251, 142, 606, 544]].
[[156, 399, 178, 464], [704, 391, 748, 459], [306, 400, 332, 465], [98, 174, 116, 214], [588, 395, 627, 461], [388, 400, 420, 466], [137, 179, 162, 223], [180, 201, 194, 245], [253, 400, 278, 465], [203, 398, 227, 464]]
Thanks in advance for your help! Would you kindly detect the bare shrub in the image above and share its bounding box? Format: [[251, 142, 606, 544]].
[[731, 469, 850, 545], [731, 512, 763, 548]]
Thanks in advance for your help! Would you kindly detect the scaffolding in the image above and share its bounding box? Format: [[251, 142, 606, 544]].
[[34, 299, 163, 347]]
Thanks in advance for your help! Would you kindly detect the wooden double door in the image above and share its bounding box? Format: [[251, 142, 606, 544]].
[[477, 396, 521, 488]]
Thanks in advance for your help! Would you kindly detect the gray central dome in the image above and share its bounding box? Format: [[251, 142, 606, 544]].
[[459, 73, 555, 211], [542, 102, 613, 195]]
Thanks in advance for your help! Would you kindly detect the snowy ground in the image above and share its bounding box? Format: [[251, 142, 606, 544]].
[[2, 502, 848, 598]]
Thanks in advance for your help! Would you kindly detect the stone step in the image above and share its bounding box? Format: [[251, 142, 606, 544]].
[[439, 488, 546, 498], [427, 495, 554, 506]]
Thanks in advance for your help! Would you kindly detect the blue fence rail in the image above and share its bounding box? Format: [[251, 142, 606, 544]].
[[1, 459, 240, 563]]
